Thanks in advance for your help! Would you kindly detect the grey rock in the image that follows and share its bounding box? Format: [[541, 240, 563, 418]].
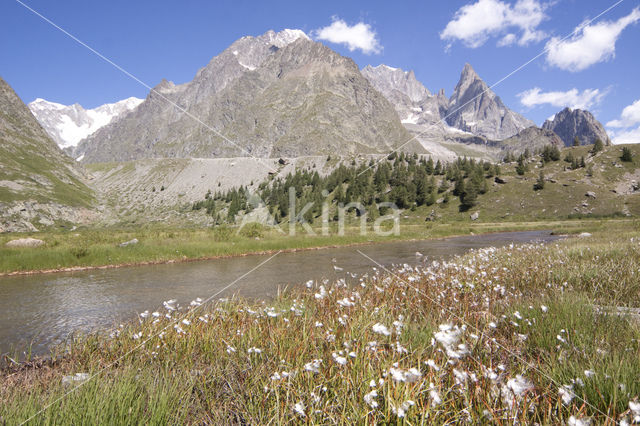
[[119, 238, 139, 247], [495, 176, 507, 184], [5, 238, 45, 248], [542, 107, 609, 147], [495, 127, 563, 156], [470, 212, 479, 221], [585, 191, 597, 198], [77, 30, 420, 163], [446, 64, 533, 140], [578, 232, 592, 238]]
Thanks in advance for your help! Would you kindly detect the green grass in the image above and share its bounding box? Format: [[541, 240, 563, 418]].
[[0, 218, 634, 274], [1, 224, 640, 424]]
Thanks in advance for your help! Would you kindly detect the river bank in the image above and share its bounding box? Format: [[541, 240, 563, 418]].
[[1, 224, 639, 424], [0, 218, 631, 276]]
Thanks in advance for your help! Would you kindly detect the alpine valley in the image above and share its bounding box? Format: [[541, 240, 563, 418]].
[[1, 28, 634, 232]]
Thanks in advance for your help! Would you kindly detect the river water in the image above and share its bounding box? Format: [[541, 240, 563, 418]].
[[0, 231, 560, 357]]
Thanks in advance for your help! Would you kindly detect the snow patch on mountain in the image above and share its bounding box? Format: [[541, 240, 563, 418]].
[[29, 97, 143, 148]]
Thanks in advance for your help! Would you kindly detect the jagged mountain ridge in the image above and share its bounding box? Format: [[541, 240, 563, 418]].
[[76, 29, 421, 163], [28, 97, 143, 149], [446, 64, 534, 140], [0, 77, 95, 232], [362, 63, 534, 140], [542, 107, 610, 147]]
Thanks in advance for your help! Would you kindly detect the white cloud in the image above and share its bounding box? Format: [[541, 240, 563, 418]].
[[607, 99, 640, 144], [609, 126, 640, 144], [440, 0, 548, 48], [518, 87, 606, 110], [545, 7, 640, 72], [313, 17, 382, 55], [607, 99, 640, 128]]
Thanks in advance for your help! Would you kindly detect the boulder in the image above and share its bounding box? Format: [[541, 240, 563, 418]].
[[119, 238, 139, 247], [5, 238, 45, 248], [494, 176, 507, 184], [470, 212, 479, 221], [578, 232, 592, 238], [585, 191, 596, 198]]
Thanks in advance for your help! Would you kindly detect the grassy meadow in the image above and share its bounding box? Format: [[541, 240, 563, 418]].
[[1, 224, 640, 424]]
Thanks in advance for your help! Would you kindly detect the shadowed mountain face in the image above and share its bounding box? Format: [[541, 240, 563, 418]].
[[446, 64, 534, 140], [76, 30, 422, 163], [0, 77, 94, 231], [542, 107, 610, 147]]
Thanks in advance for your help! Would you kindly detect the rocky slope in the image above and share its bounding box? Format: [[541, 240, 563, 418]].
[[76, 29, 421, 163], [542, 107, 610, 147], [446, 64, 534, 140], [28, 97, 143, 149], [492, 126, 564, 156], [0, 77, 96, 232], [361, 64, 448, 127]]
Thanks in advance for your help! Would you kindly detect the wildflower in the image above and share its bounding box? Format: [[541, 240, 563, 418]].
[[314, 286, 327, 300], [541, 305, 548, 313], [198, 316, 208, 323], [163, 299, 177, 311], [507, 375, 534, 395], [304, 359, 322, 373], [429, 382, 442, 405], [434, 324, 462, 348], [226, 345, 236, 354], [152, 311, 160, 318], [190, 297, 203, 306], [315, 321, 323, 328], [332, 352, 347, 366], [181, 319, 191, 326], [369, 379, 376, 387], [132, 332, 143, 340], [337, 297, 355, 307], [293, 401, 306, 418], [348, 351, 357, 358], [391, 400, 415, 418], [372, 323, 391, 336], [426, 359, 440, 371], [364, 390, 379, 409], [305, 280, 314, 288], [559, 384, 575, 405], [584, 369, 595, 378], [514, 311, 523, 320], [248, 347, 262, 354], [139, 311, 149, 319], [389, 367, 422, 383], [568, 416, 592, 426]]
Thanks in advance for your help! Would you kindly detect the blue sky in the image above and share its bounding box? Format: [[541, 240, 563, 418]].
[[2, 0, 639, 142]]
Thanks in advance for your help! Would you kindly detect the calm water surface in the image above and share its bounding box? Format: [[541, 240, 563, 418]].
[[0, 231, 561, 357]]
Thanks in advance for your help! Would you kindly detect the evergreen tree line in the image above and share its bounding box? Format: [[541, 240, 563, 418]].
[[192, 153, 500, 223]]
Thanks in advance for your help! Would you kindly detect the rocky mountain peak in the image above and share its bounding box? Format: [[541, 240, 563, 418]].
[[446, 63, 533, 140], [361, 64, 430, 103], [542, 107, 610, 146], [74, 31, 419, 163]]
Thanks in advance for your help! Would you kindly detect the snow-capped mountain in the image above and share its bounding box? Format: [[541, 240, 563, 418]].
[[28, 97, 143, 148]]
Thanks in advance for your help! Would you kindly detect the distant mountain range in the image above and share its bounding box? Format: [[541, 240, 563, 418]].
[[28, 97, 142, 149], [26, 28, 610, 163]]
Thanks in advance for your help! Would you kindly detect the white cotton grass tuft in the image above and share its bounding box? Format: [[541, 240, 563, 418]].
[[372, 323, 391, 336], [332, 352, 347, 366], [304, 359, 322, 373], [293, 401, 306, 418], [390, 400, 415, 418], [429, 382, 442, 405], [364, 390, 379, 408], [568, 415, 592, 426], [558, 384, 575, 405]]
